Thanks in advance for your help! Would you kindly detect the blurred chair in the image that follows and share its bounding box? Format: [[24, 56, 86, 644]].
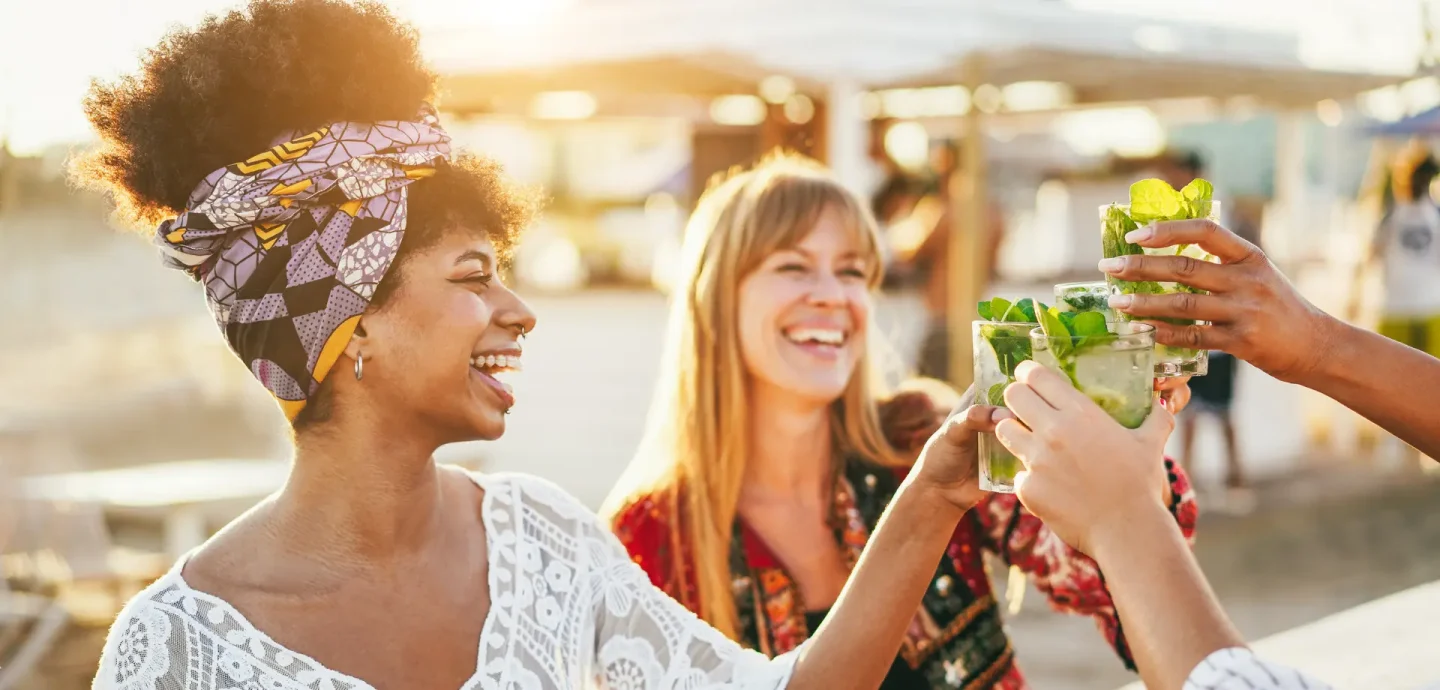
[[4, 433, 166, 634], [0, 448, 68, 690], [0, 577, 69, 690]]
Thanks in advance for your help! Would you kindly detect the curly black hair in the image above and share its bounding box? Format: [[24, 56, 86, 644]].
[[77, 0, 433, 223], [75, 0, 536, 257], [74, 0, 540, 428]]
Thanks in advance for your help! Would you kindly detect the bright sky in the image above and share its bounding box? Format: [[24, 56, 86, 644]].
[[1, 0, 236, 155], [0, 0, 1425, 156], [0, 0, 570, 156]]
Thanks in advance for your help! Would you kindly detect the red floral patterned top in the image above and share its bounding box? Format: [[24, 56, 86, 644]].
[[610, 389, 1199, 689]]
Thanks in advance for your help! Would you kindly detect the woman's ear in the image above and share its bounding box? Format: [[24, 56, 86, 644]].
[[344, 320, 370, 362]]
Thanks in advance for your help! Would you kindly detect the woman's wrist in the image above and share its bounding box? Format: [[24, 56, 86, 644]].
[[1087, 498, 1179, 565], [1293, 310, 1352, 388], [895, 476, 972, 527]]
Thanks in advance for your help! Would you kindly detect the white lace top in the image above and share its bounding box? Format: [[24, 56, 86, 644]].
[[93, 472, 800, 690]]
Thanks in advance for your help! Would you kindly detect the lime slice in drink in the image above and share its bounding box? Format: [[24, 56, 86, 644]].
[[1085, 386, 1148, 429]]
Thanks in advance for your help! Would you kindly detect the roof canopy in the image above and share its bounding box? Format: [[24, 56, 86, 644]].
[[428, 0, 1413, 109]]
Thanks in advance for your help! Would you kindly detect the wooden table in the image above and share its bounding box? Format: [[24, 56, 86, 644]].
[[19, 459, 289, 560]]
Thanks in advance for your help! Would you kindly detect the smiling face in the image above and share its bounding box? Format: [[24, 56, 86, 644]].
[[349, 229, 536, 442], [737, 206, 875, 407]]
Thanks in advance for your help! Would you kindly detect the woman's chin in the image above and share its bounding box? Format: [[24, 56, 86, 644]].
[[467, 411, 508, 442], [437, 402, 508, 443]]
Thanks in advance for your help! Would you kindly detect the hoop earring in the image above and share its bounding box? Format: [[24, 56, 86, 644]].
[[354, 353, 364, 381]]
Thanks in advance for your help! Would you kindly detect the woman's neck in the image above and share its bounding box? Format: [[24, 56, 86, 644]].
[[742, 386, 834, 504], [273, 406, 453, 563]]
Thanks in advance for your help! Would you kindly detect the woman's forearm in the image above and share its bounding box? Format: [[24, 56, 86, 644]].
[[788, 479, 965, 690], [1088, 502, 1244, 690], [1301, 315, 1440, 459]]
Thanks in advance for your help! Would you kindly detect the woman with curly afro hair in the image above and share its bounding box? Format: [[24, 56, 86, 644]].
[[82, 2, 1002, 688]]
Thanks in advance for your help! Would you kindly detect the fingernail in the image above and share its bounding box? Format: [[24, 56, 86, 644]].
[[1107, 294, 1132, 309], [990, 408, 1012, 423], [1124, 225, 1154, 243], [1097, 257, 1125, 273]]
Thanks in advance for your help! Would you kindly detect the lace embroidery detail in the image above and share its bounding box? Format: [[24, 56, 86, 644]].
[[107, 604, 172, 687], [94, 473, 800, 690]]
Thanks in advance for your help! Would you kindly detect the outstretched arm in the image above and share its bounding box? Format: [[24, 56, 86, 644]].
[[1101, 218, 1440, 459], [996, 361, 1331, 690], [592, 407, 1003, 690], [975, 456, 1196, 670]]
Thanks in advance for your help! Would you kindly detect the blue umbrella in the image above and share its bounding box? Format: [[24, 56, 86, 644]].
[[1364, 105, 1440, 136]]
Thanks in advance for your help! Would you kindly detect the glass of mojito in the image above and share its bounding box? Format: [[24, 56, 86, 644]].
[[1100, 178, 1220, 377], [1029, 314, 1155, 429], [972, 296, 1042, 493], [1054, 281, 1117, 322]]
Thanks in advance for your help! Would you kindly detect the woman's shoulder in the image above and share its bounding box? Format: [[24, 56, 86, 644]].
[[94, 568, 204, 685], [472, 471, 592, 519], [876, 376, 963, 455]]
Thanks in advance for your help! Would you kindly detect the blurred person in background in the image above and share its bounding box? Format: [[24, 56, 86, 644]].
[[867, 122, 925, 291], [77, 2, 1023, 689], [888, 139, 1007, 382], [603, 154, 1198, 689], [868, 119, 924, 230], [1362, 146, 1440, 462], [1370, 147, 1440, 358]]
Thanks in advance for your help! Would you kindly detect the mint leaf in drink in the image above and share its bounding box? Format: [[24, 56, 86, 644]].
[[1180, 178, 1213, 200], [1101, 205, 1138, 260], [987, 382, 1007, 406], [1114, 278, 1164, 297], [991, 297, 1014, 321], [987, 325, 1033, 377], [1038, 305, 1073, 360], [1071, 311, 1109, 338], [1180, 178, 1214, 219], [1012, 298, 1039, 323], [1037, 305, 1070, 339], [1101, 208, 1165, 300], [1057, 309, 1115, 350], [979, 296, 1039, 380], [1037, 305, 1083, 386], [978, 301, 992, 321], [1060, 292, 1109, 314], [1128, 178, 1184, 223]]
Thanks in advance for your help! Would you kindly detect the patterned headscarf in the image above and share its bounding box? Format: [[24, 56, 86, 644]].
[[156, 105, 451, 420]]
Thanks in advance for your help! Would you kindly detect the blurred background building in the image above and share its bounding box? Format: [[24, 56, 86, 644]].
[[5, 0, 1440, 687]]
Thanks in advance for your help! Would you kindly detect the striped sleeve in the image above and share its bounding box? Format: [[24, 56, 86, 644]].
[[1184, 648, 1332, 690]]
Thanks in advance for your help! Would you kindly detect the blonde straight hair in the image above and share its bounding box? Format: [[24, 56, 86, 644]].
[[602, 153, 909, 640]]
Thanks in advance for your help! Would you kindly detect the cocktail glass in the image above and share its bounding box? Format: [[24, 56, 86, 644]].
[[1054, 280, 1117, 322], [1029, 321, 1156, 429], [1099, 201, 1221, 377], [973, 320, 1036, 493]]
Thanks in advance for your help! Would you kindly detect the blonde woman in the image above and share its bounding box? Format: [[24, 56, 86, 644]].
[[603, 154, 1199, 689]]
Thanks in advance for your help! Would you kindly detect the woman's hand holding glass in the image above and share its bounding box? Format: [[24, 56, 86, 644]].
[[993, 361, 1176, 556], [1099, 218, 1334, 385], [911, 394, 1011, 516]]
